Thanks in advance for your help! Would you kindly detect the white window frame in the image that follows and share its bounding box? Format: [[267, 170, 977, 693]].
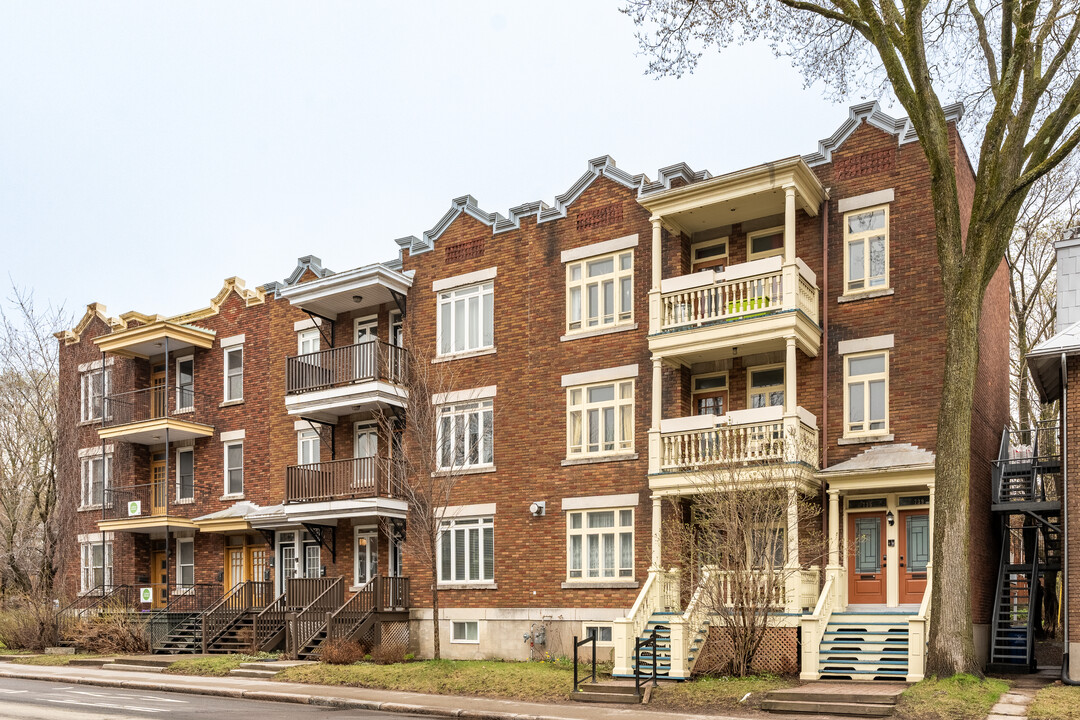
[[749, 524, 787, 569], [844, 350, 890, 437], [843, 204, 890, 295], [176, 355, 194, 412], [691, 237, 728, 272], [565, 249, 634, 333], [451, 620, 479, 644], [177, 538, 195, 589], [224, 441, 244, 496], [80, 541, 113, 593], [176, 447, 194, 502], [353, 526, 379, 587], [436, 399, 494, 471], [566, 508, 635, 581], [747, 225, 785, 262], [438, 516, 494, 585], [297, 328, 321, 355], [80, 368, 111, 423], [298, 429, 320, 465], [436, 281, 494, 357], [566, 379, 635, 457], [80, 454, 111, 508], [747, 364, 785, 409], [390, 310, 404, 347], [224, 346, 243, 402], [582, 623, 614, 646], [354, 315, 378, 344]]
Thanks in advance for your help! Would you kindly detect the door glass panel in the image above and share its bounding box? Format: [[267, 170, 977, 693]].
[[854, 518, 881, 573], [906, 515, 930, 572]]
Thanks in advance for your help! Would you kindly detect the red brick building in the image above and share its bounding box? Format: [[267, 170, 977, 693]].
[[56, 102, 1007, 676]]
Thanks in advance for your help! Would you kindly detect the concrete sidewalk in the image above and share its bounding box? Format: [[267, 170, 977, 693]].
[[0, 661, 752, 720]]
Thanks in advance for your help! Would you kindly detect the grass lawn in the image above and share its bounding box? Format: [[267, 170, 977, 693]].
[[895, 675, 1010, 720], [1030, 685, 1080, 719], [7, 654, 105, 666], [166, 653, 280, 677], [649, 674, 796, 712], [277, 658, 608, 702]]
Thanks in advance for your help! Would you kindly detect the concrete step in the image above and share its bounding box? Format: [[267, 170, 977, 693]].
[[102, 663, 166, 674], [768, 689, 899, 705], [570, 691, 641, 704], [228, 669, 280, 679], [762, 699, 894, 716], [112, 657, 177, 668]]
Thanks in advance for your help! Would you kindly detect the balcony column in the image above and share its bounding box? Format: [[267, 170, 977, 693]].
[[785, 486, 800, 611], [651, 495, 663, 569], [783, 185, 796, 264], [650, 217, 663, 334], [649, 358, 663, 475], [827, 488, 840, 568], [784, 336, 797, 415]]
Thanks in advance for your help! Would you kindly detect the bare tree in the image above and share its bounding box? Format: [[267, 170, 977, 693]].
[[622, 0, 1080, 675]]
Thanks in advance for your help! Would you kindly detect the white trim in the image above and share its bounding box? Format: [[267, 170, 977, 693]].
[[560, 234, 639, 264], [78, 532, 114, 543], [293, 419, 324, 431], [838, 334, 895, 355], [219, 429, 245, 442], [77, 357, 115, 373], [561, 493, 639, 512], [78, 444, 115, 458], [432, 266, 498, 293], [437, 502, 496, 519], [838, 189, 895, 214], [220, 334, 245, 348], [432, 385, 497, 405], [294, 318, 323, 332], [561, 364, 638, 388]]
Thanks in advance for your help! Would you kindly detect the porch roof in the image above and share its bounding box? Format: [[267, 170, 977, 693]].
[[819, 443, 935, 477], [192, 501, 261, 532], [1027, 318, 1080, 402]]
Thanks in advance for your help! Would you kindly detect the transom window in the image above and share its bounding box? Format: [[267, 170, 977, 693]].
[[567, 508, 634, 580], [567, 380, 634, 456], [438, 282, 494, 356], [845, 351, 889, 436], [80, 369, 111, 422], [844, 205, 889, 294], [747, 226, 785, 261], [437, 399, 494, 470], [692, 373, 728, 416], [438, 516, 494, 584], [80, 454, 111, 507], [224, 347, 243, 401], [748, 366, 784, 409], [691, 239, 728, 273], [566, 250, 633, 332]]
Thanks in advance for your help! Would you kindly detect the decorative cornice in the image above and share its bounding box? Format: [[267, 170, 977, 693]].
[[170, 277, 266, 324], [270, 255, 334, 297], [803, 100, 965, 167], [55, 302, 128, 345]]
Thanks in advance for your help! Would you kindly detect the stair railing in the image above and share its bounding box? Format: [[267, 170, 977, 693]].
[[326, 579, 377, 643], [252, 592, 288, 652], [56, 584, 135, 644], [201, 581, 272, 653], [572, 633, 597, 693], [798, 575, 836, 681], [907, 573, 933, 682], [287, 576, 343, 658], [146, 583, 222, 651], [678, 567, 714, 676], [634, 628, 660, 698]]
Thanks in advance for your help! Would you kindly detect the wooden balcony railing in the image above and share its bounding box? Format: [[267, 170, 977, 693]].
[[285, 456, 404, 504], [286, 340, 407, 395]]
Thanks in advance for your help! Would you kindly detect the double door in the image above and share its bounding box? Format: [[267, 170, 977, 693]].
[[848, 509, 930, 605], [225, 543, 269, 590]]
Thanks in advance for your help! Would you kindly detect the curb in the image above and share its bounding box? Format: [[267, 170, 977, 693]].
[[0, 667, 573, 720]]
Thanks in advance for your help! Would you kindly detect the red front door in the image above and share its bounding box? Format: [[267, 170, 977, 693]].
[[848, 512, 887, 604], [899, 511, 930, 604]]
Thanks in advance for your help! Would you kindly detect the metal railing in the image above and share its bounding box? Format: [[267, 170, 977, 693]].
[[201, 581, 273, 653], [146, 583, 223, 651], [992, 424, 1062, 504], [286, 340, 408, 394], [572, 633, 597, 693], [285, 456, 404, 504], [102, 386, 212, 429], [287, 577, 344, 657], [102, 483, 182, 522], [56, 584, 136, 639], [634, 628, 661, 697]]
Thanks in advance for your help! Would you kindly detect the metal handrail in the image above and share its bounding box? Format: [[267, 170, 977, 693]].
[[634, 628, 661, 697], [102, 385, 214, 429], [285, 339, 408, 394], [572, 634, 597, 693], [285, 455, 404, 504], [56, 584, 135, 637]]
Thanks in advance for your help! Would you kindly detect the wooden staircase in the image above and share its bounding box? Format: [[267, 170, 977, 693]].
[[816, 612, 912, 681], [153, 616, 203, 653]]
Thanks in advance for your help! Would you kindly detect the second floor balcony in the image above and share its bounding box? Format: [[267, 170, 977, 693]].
[[98, 483, 198, 532], [285, 455, 404, 504], [99, 386, 214, 444], [284, 340, 408, 418]]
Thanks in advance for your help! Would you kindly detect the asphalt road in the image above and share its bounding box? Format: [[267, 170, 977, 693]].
[[0, 676, 428, 719]]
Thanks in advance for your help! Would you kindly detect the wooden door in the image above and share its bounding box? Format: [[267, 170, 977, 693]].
[[694, 390, 727, 416], [150, 550, 167, 609], [150, 453, 166, 516], [249, 546, 267, 585], [151, 366, 166, 418], [225, 547, 244, 590], [899, 511, 930, 604], [848, 512, 887, 604]]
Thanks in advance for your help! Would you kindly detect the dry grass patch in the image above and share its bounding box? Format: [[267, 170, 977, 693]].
[[649, 674, 796, 712], [8, 654, 105, 666], [1030, 685, 1080, 719], [895, 675, 1010, 720], [166, 653, 280, 677]]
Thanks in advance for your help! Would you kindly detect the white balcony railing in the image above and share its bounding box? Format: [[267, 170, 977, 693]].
[[656, 256, 818, 332]]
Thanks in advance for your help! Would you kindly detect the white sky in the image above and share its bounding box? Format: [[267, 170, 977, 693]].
[[0, 1, 863, 319]]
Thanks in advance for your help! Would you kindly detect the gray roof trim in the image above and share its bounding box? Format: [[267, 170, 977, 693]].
[[803, 100, 965, 167]]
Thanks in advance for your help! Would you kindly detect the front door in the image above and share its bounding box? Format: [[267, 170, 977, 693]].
[[899, 511, 930, 603], [355, 531, 378, 586], [355, 424, 377, 490], [150, 550, 167, 608], [226, 547, 245, 590], [848, 512, 887, 604], [150, 452, 166, 516], [151, 365, 166, 418]]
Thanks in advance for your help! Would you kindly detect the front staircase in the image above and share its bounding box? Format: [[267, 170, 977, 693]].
[[816, 612, 912, 681]]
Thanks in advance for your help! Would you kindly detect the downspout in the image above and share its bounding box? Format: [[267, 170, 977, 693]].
[[1061, 352, 1078, 683], [820, 199, 830, 550]]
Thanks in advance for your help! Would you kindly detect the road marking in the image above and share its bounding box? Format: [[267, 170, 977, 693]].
[[0, 689, 27, 694], [47, 698, 169, 713], [64, 689, 186, 703]]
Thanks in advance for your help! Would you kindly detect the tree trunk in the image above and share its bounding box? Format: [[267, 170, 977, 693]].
[[926, 288, 984, 677], [430, 541, 440, 660]]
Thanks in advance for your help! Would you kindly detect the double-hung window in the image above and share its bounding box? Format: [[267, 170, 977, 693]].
[[176, 356, 194, 411], [80, 541, 112, 593], [566, 251, 633, 332], [224, 442, 243, 495], [80, 454, 111, 508], [845, 205, 889, 294], [298, 429, 320, 465], [567, 508, 634, 580], [437, 282, 494, 356], [748, 366, 784, 409], [567, 380, 634, 456], [177, 448, 194, 501], [80, 369, 110, 422], [845, 351, 889, 436], [437, 400, 494, 470], [224, 347, 243, 401], [177, 539, 194, 588], [749, 526, 786, 569], [438, 517, 494, 584]]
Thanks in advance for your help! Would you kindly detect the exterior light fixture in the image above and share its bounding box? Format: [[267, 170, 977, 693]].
[[352, 295, 364, 304], [529, 501, 546, 517], [886, 510, 895, 527]]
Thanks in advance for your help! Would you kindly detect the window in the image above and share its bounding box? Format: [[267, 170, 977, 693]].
[[451, 620, 479, 643], [224, 442, 243, 495], [177, 539, 194, 588], [80, 541, 112, 592], [749, 526, 786, 569], [691, 238, 728, 273], [304, 543, 321, 578], [390, 311, 404, 347], [177, 448, 194, 501], [583, 624, 613, 644], [845, 351, 889, 436], [566, 250, 633, 332], [176, 356, 194, 411], [437, 282, 494, 356], [298, 429, 320, 465], [844, 205, 889, 294], [224, 347, 243, 401], [438, 517, 494, 584], [80, 454, 111, 507], [80, 369, 111, 422], [747, 226, 785, 261], [298, 328, 320, 355], [437, 400, 494, 470], [567, 380, 634, 456], [567, 509, 634, 580], [748, 366, 784, 409], [692, 373, 728, 416]]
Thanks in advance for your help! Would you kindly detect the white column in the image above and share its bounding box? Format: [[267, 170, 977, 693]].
[[651, 495, 663, 569], [785, 336, 797, 415], [784, 186, 796, 264], [828, 490, 840, 567], [650, 218, 663, 335], [652, 358, 663, 431]]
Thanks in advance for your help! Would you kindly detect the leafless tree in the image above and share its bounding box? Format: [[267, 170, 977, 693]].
[[622, 0, 1080, 675]]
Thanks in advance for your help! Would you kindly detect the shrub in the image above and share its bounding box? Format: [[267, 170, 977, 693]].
[[0, 600, 58, 651], [65, 611, 149, 655], [370, 642, 406, 665], [320, 637, 366, 665]]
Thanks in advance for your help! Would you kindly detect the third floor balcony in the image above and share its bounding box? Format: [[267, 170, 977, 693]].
[[284, 339, 408, 418], [99, 386, 214, 444]]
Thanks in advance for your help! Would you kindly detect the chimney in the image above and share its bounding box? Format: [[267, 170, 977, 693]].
[[1058, 226, 1080, 333]]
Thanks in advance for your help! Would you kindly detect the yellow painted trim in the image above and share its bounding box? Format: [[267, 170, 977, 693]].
[[194, 519, 253, 533], [97, 417, 214, 441], [170, 277, 266, 324], [94, 320, 215, 353], [820, 467, 935, 491], [842, 204, 890, 296], [55, 303, 131, 346], [746, 226, 786, 263], [98, 517, 199, 532]]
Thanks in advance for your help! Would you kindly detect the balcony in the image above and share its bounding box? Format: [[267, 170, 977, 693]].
[[99, 387, 214, 444], [94, 319, 215, 358], [284, 340, 408, 419], [285, 456, 403, 504], [98, 483, 198, 532]]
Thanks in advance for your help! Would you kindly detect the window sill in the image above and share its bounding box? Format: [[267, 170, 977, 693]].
[[174, 497, 195, 505], [560, 323, 638, 343], [561, 581, 639, 590], [174, 408, 194, 415], [219, 399, 244, 408], [78, 505, 103, 513], [437, 583, 498, 590], [432, 347, 497, 364], [838, 434, 894, 446], [838, 288, 894, 303], [78, 419, 102, 427], [562, 453, 638, 467], [432, 466, 497, 477], [450, 640, 480, 645], [220, 493, 245, 501]]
